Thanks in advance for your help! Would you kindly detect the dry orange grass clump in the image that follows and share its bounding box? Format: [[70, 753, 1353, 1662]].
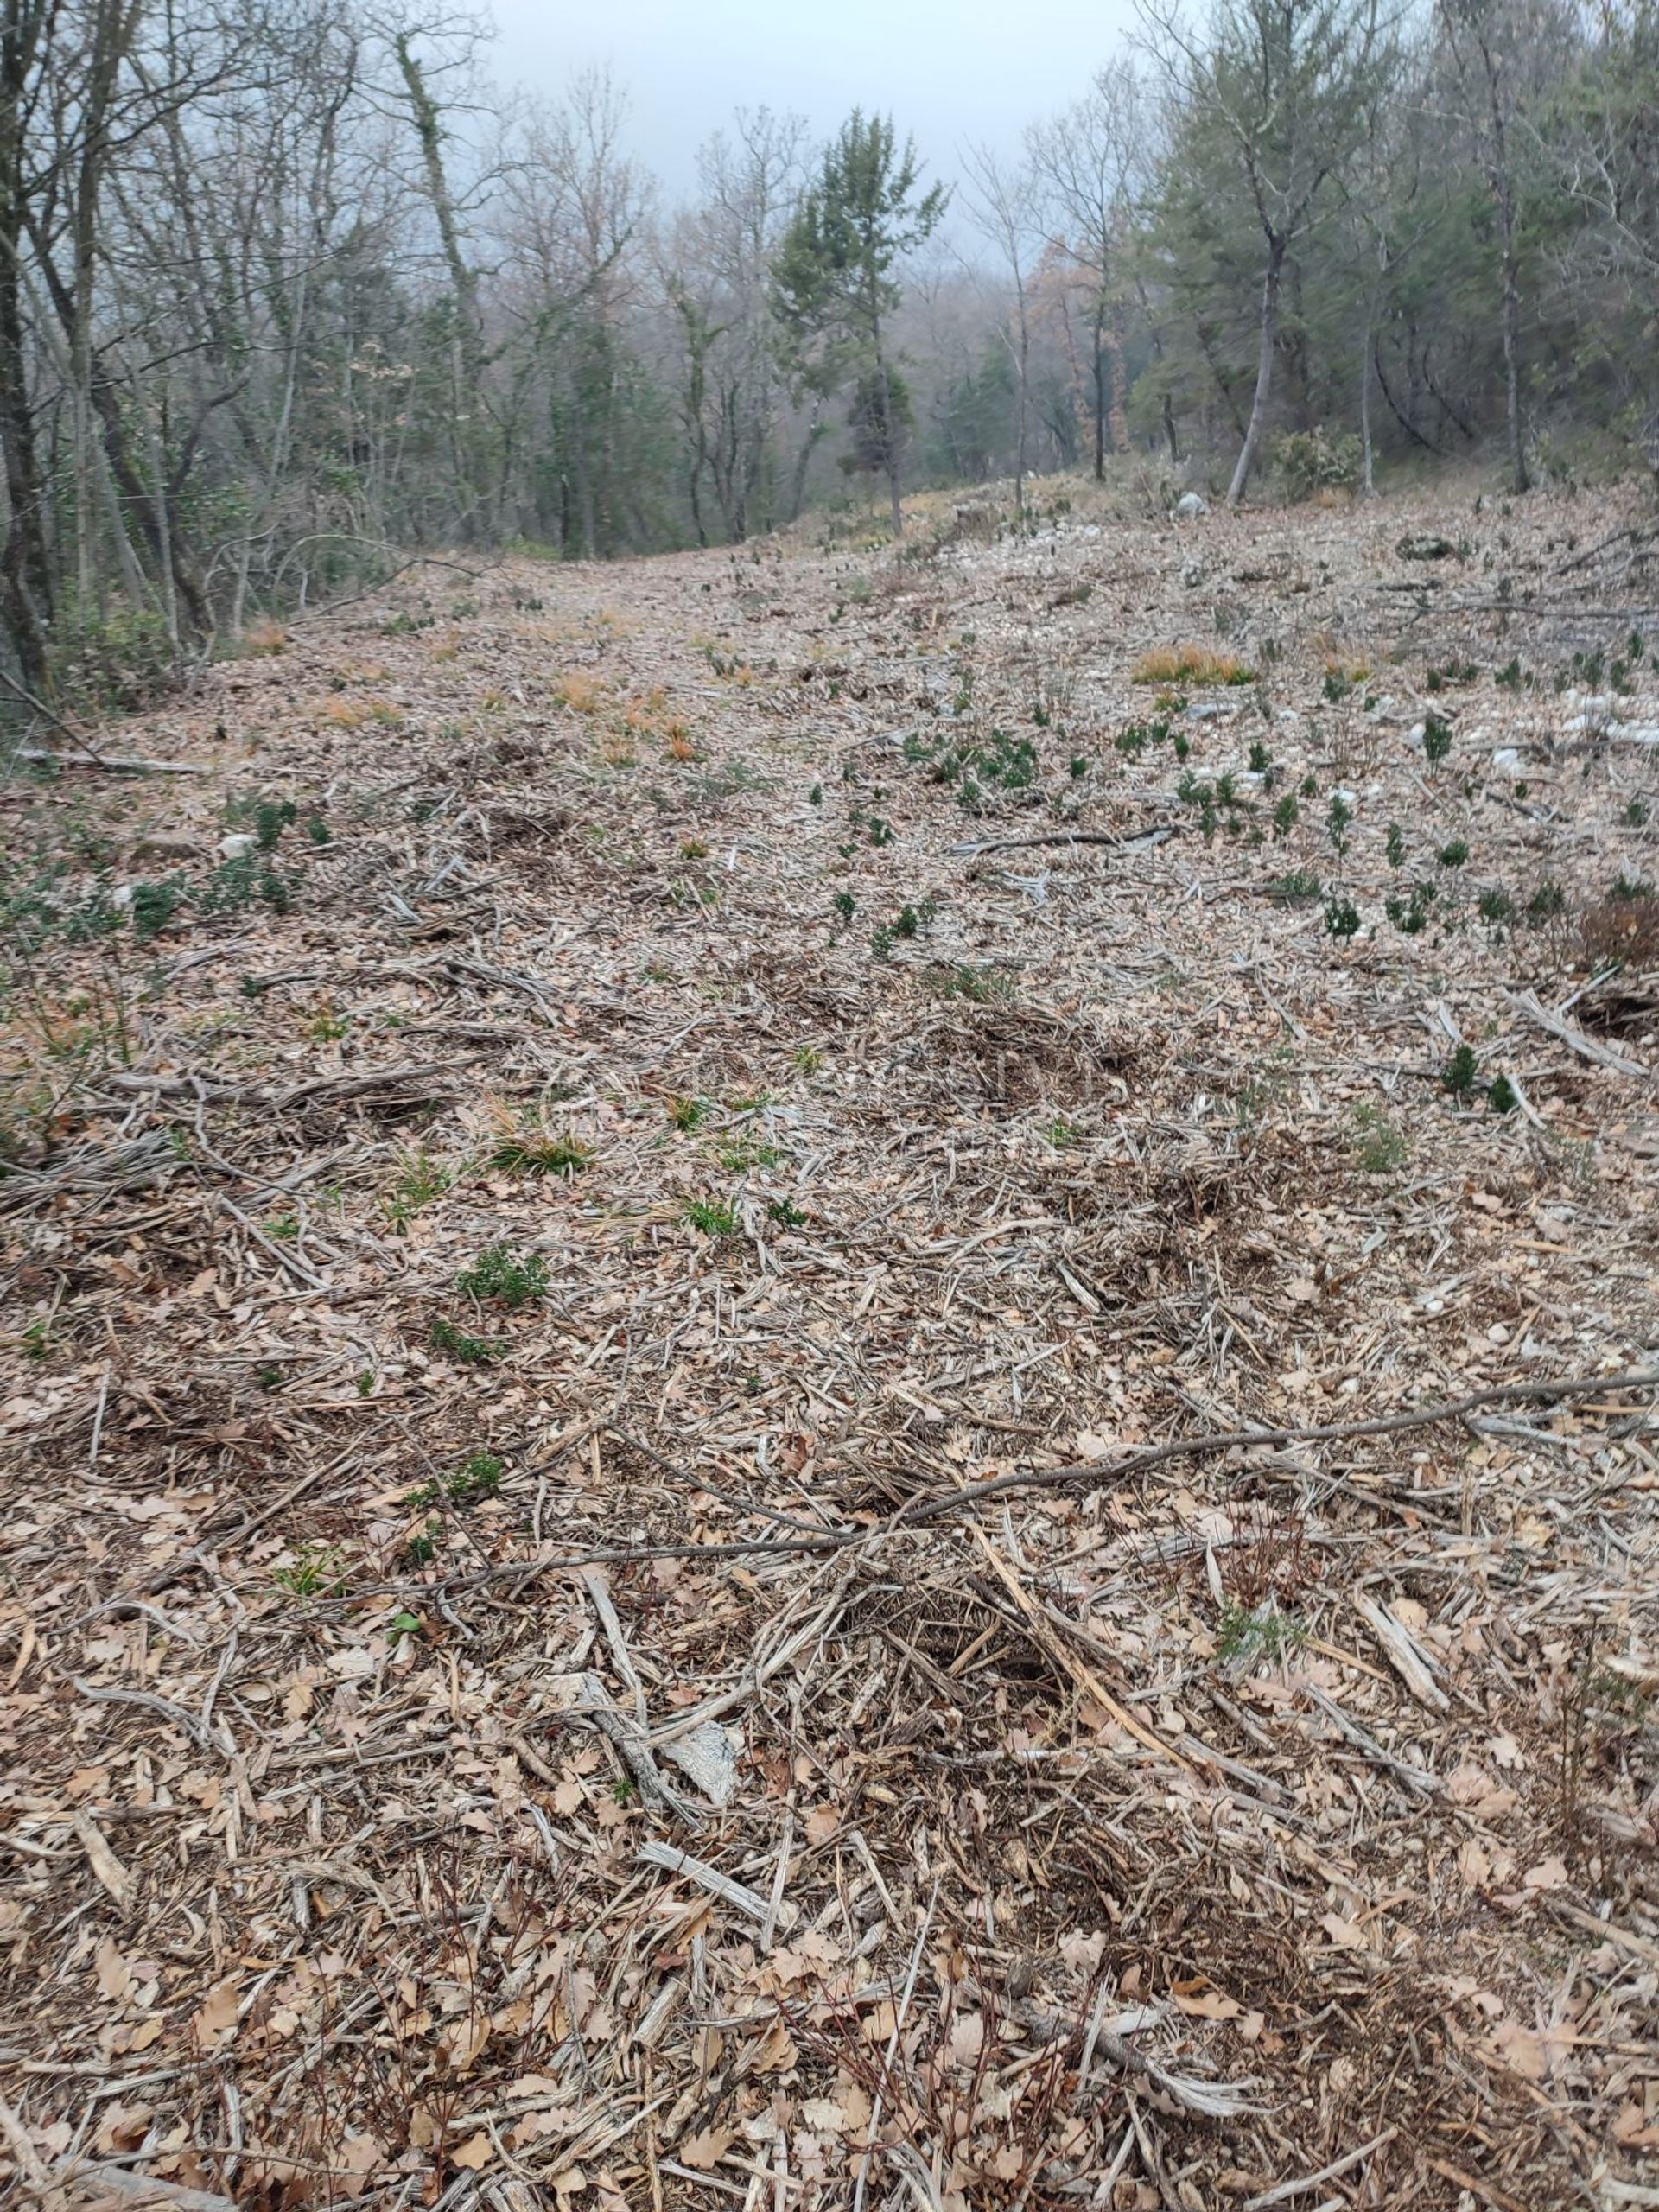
[[554, 671, 606, 715], [1130, 641, 1257, 686], [1578, 886, 1659, 972]]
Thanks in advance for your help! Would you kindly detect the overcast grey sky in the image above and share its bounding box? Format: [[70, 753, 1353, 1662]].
[[486, 0, 1139, 199]]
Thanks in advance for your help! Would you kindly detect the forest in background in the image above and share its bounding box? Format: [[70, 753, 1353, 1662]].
[[3, 0, 1658, 715]]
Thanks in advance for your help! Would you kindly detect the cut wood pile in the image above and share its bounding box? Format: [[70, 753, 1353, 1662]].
[[2, 476, 1656, 2211]]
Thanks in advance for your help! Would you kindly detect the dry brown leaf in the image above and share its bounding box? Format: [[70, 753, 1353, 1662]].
[[1522, 1854, 1569, 1891], [191, 1981, 241, 2045], [677, 2127, 738, 2171], [95, 1937, 133, 2004]]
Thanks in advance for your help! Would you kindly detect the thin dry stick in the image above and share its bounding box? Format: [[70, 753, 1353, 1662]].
[[436, 1367, 1659, 1574], [900, 1367, 1659, 1529], [853, 1881, 938, 2212], [1243, 2126, 1399, 2209], [950, 825, 1174, 856]]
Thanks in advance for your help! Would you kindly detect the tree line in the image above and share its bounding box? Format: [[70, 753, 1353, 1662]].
[[2, 0, 1656, 710]]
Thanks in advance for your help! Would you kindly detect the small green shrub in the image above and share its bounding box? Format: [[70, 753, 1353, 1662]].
[[1442, 1045, 1479, 1099], [255, 798, 297, 851], [1217, 1599, 1306, 1665], [197, 854, 293, 916], [684, 1198, 739, 1236], [385, 1148, 450, 1230], [1269, 868, 1322, 905], [273, 1546, 348, 1599], [1275, 425, 1360, 501], [1324, 895, 1361, 939], [445, 1450, 504, 1506], [1385, 881, 1437, 935], [52, 605, 175, 715], [1421, 713, 1453, 766], [489, 1129, 592, 1177], [456, 1243, 548, 1307], [924, 963, 1013, 1002], [1351, 1103, 1408, 1173], [130, 878, 185, 943], [429, 1317, 505, 1364]]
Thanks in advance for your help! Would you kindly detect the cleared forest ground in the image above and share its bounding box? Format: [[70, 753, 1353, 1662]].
[[3, 477, 1658, 2212]]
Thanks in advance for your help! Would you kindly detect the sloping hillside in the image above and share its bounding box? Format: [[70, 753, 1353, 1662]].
[[3, 481, 1657, 2211]]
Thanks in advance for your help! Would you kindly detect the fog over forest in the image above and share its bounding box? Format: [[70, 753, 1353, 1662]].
[[2, 0, 1656, 704]]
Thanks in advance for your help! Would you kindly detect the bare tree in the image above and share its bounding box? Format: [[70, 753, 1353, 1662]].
[[661, 107, 806, 542], [1437, 0, 1551, 495], [1141, 0, 1394, 505], [1026, 60, 1147, 480], [959, 142, 1042, 517]]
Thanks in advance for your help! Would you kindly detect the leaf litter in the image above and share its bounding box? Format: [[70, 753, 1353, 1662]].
[[2, 479, 1658, 2210]]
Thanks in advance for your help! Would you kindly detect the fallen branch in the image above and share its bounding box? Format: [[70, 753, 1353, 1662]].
[[105, 1062, 463, 1110], [55, 2164, 235, 2212], [895, 1365, 1659, 1529], [636, 1841, 798, 1930], [950, 825, 1174, 858], [1504, 987, 1656, 1084], [410, 1367, 1659, 1586], [967, 1979, 1262, 2120], [11, 747, 209, 775]]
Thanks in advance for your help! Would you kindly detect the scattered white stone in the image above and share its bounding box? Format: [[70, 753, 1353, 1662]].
[[1173, 492, 1208, 519], [219, 832, 256, 859], [1491, 747, 1523, 772], [111, 884, 134, 910]]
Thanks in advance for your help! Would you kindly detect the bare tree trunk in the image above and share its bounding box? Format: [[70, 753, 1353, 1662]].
[[1471, 29, 1529, 494], [1014, 298, 1029, 521], [394, 33, 484, 533], [1493, 163, 1527, 493], [1228, 245, 1284, 507], [0, 0, 54, 691], [1360, 301, 1376, 496], [786, 392, 823, 523], [1108, 297, 1129, 455], [874, 356, 904, 537], [1091, 305, 1106, 480]]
